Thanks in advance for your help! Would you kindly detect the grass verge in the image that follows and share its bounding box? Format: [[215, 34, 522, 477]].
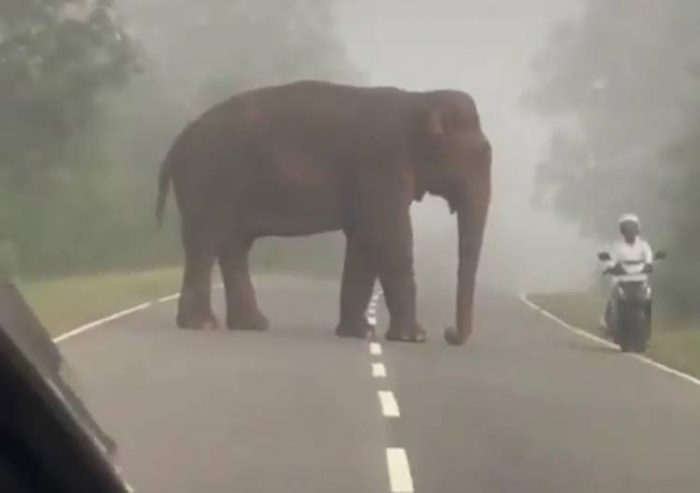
[[15, 257, 339, 339], [17, 267, 183, 337], [529, 291, 700, 379], [10, 238, 343, 339]]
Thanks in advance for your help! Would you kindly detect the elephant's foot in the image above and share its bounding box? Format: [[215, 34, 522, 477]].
[[385, 323, 427, 343], [335, 319, 376, 339], [176, 311, 218, 330], [227, 311, 269, 331], [444, 326, 470, 346]]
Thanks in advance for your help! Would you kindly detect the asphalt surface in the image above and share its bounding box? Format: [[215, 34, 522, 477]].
[[59, 275, 700, 493]]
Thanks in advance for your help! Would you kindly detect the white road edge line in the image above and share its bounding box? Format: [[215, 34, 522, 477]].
[[370, 342, 383, 356], [386, 448, 414, 493], [158, 292, 181, 303], [519, 294, 617, 349], [372, 362, 387, 378], [378, 390, 400, 417], [520, 294, 700, 388], [53, 283, 225, 344], [53, 302, 152, 344]]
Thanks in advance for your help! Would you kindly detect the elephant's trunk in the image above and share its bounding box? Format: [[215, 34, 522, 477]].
[[447, 178, 490, 346]]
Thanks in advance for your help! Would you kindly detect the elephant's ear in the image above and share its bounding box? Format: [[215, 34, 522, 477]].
[[427, 107, 445, 135], [427, 93, 480, 136]]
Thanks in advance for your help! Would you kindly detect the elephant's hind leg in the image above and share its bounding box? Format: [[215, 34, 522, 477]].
[[336, 234, 376, 339], [219, 239, 269, 331], [177, 222, 219, 330]]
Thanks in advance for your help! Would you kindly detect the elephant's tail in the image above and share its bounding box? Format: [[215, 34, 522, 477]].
[[155, 155, 172, 228]]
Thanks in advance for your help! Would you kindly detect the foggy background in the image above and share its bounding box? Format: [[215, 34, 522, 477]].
[[3, 0, 698, 312], [336, 0, 594, 295]]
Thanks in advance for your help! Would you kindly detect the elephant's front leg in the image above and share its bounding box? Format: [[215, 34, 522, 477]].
[[219, 239, 269, 331], [355, 184, 426, 343], [376, 222, 426, 343], [335, 234, 376, 339]]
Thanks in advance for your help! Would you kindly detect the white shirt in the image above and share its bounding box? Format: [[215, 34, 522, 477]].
[[604, 237, 653, 282]]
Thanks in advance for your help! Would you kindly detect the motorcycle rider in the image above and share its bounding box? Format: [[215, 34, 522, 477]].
[[600, 213, 654, 333]]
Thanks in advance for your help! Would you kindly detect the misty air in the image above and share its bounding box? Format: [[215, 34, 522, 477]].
[[1, 1, 699, 492]]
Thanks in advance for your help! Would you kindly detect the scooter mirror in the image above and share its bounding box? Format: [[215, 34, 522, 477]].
[[597, 251, 611, 262]]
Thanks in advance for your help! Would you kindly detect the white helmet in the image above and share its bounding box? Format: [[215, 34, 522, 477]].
[[618, 213, 640, 226]]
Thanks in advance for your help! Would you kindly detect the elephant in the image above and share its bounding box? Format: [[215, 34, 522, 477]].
[[156, 80, 491, 345]]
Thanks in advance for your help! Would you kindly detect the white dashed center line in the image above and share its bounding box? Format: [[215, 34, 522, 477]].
[[372, 362, 387, 378], [366, 287, 415, 492], [366, 287, 382, 327], [378, 390, 400, 417], [386, 448, 415, 492]]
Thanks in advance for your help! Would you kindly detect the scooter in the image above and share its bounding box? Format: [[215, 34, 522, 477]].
[[597, 250, 666, 353]]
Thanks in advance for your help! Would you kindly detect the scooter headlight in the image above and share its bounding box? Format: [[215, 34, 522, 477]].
[[617, 285, 626, 299]]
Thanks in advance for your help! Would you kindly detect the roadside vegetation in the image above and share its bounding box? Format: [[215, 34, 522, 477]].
[[18, 267, 181, 336], [526, 1, 700, 316], [1, 2, 353, 333], [17, 232, 344, 337], [1, 1, 356, 281], [525, 1, 700, 377]]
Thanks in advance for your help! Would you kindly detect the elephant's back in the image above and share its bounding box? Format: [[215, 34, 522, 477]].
[[167, 81, 418, 202], [247, 81, 411, 126], [201, 81, 405, 134], [238, 82, 417, 160]]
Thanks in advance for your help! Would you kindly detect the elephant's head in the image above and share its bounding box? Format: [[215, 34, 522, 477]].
[[415, 91, 492, 345]]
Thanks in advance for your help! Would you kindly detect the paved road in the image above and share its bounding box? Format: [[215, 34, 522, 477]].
[[59, 275, 700, 492]]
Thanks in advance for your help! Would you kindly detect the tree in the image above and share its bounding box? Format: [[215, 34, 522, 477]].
[[527, 0, 700, 314], [0, 0, 137, 177], [100, 0, 358, 275], [1, 0, 358, 276], [0, 0, 138, 275]]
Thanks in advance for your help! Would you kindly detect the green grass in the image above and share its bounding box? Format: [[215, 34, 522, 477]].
[[16, 267, 183, 337], [529, 291, 700, 378], [13, 254, 340, 338], [7, 236, 343, 339]]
